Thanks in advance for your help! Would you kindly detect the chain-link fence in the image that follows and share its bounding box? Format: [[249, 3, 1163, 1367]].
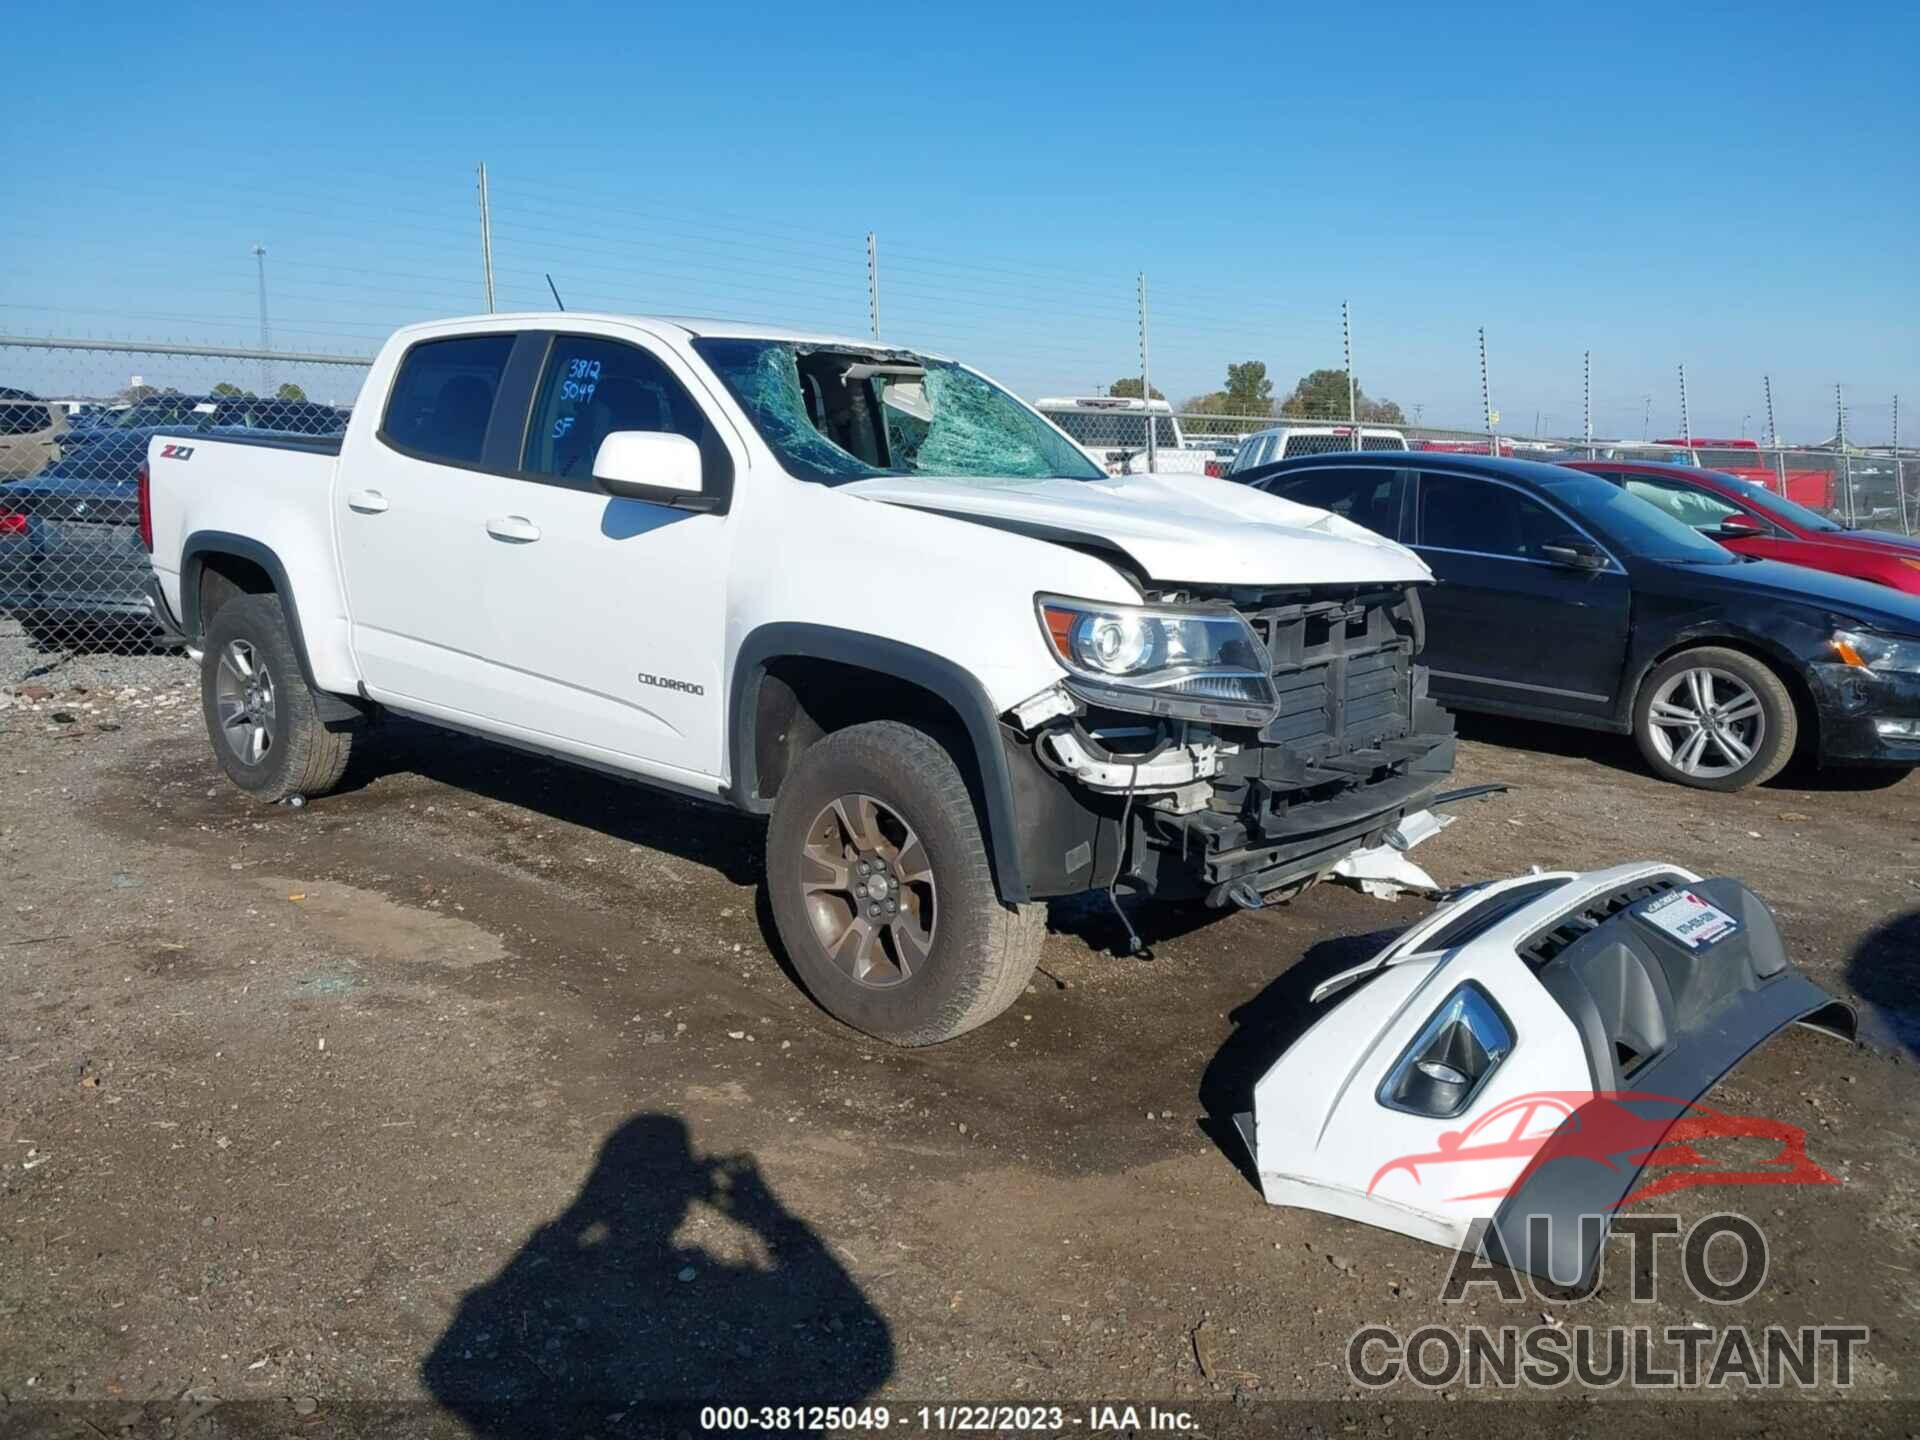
[[5, 330, 1914, 685], [1061, 401, 1917, 533], [1, 338, 369, 676]]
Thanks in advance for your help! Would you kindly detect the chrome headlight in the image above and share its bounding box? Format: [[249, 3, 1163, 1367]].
[[1832, 628, 1920, 674], [1037, 595, 1277, 719]]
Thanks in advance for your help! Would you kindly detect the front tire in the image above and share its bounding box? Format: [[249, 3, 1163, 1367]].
[[200, 593, 353, 803], [1632, 646, 1796, 791], [766, 721, 1044, 1046]]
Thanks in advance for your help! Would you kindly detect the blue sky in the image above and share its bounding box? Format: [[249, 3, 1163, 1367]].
[[5, 0, 1915, 441]]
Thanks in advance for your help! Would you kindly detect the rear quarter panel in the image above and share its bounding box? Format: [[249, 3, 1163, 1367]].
[[148, 435, 353, 690]]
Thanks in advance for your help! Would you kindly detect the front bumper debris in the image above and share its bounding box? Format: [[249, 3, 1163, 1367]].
[[1234, 864, 1856, 1288]]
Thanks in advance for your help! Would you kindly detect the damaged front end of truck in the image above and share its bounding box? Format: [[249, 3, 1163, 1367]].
[[1000, 580, 1458, 909]]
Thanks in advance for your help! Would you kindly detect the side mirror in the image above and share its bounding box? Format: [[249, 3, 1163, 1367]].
[[591, 431, 716, 510], [1541, 539, 1609, 571], [1716, 512, 1765, 538]]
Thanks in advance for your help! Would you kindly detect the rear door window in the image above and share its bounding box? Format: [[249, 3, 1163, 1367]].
[[380, 334, 515, 466], [1270, 466, 1410, 540]]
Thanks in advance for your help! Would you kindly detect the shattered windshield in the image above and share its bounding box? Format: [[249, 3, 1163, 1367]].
[[691, 338, 1104, 485]]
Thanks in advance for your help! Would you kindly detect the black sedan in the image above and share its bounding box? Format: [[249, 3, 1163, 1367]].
[[1244, 451, 1920, 790], [0, 427, 159, 644]]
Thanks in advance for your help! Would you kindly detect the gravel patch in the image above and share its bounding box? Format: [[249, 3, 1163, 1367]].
[[0, 611, 193, 695]]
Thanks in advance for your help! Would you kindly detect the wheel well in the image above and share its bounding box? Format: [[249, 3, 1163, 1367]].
[[196, 552, 276, 633], [749, 657, 978, 806], [1644, 636, 1819, 754]]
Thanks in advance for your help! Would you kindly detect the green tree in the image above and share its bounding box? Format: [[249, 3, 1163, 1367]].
[[1280, 368, 1405, 424], [1223, 360, 1274, 416], [276, 381, 309, 402], [211, 381, 251, 398], [1106, 377, 1165, 401]]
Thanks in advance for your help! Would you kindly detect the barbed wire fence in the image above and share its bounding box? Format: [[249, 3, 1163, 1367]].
[[1, 160, 1912, 680]]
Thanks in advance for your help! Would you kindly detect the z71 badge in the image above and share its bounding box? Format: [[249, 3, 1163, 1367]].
[[158, 444, 195, 460]]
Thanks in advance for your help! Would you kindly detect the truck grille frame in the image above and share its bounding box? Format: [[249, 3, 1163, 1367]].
[[1241, 589, 1419, 766]]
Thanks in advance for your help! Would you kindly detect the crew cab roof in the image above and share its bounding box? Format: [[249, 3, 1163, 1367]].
[[392, 311, 933, 356]]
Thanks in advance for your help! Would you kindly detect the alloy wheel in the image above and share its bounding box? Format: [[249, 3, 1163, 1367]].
[[1645, 666, 1765, 779], [799, 793, 936, 989], [214, 638, 277, 766]]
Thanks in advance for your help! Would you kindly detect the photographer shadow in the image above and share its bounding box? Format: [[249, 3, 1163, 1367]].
[[421, 1114, 892, 1436]]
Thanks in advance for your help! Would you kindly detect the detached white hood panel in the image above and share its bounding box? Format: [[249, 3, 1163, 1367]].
[[842, 471, 1430, 587], [1237, 863, 1857, 1288]]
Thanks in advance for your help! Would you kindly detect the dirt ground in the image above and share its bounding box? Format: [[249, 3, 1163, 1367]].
[[2, 640, 1917, 1437]]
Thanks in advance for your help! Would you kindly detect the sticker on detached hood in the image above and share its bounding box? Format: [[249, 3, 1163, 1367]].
[[1639, 888, 1739, 948]]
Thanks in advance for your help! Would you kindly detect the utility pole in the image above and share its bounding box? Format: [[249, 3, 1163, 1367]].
[[1138, 272, 1155, 474], [1478, 327, 1495, 453], [1837, 384, 1854, 526], [1764, 375, 1783, 494], [476, 163, 496, 314], [252, 242, 271, 394], [1583, 350, 1592, 454], [1895, 394, 1910, 536], [1678, 364, 1691, 446], [866, 232, 880, 341], [1342, 301, 1359, 449], [1643, 394, 1651, 440]]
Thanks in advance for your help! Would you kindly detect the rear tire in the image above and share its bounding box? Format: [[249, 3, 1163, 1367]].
[[1632, 646, 1796, 791], [200, 593, 353, 803], [766, 721, 1044, 1046]]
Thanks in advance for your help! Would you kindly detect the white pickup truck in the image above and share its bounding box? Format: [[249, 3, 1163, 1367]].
[[1032, 396, 1211, 477], [143, 313, 1457, 1045]]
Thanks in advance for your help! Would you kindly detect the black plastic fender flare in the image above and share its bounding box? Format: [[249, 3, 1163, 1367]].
[[179, 530, 363, 724], [728, 622, 1031, 902]]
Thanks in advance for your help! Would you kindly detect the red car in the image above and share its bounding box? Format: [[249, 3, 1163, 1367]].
[[1563, 459, 1920, 596], [1653, 437, 1839, 510]]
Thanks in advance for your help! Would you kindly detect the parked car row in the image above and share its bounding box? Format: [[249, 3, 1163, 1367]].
[[8, 345, 1917, 806], [0, 397, 350, 641], [1242, 450, 1920, 790]]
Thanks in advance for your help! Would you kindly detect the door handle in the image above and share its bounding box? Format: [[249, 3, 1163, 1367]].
[[485, 515, 541, 543], [346, 489, 389, 514]]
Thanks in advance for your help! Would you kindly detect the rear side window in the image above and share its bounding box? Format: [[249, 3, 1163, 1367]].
[[1230, 433, 1271, 472], [0, 395, 52, 437], [1272, 467, 1410, 540], [521, 335, 709, 483], [381, 334, 514, 466]]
